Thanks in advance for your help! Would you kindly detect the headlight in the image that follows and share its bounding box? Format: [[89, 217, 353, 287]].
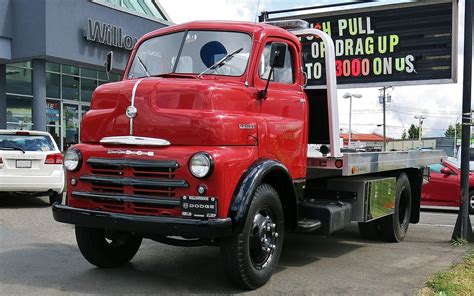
[[189, 152, 213, 179], [64, 148, 82, 172]]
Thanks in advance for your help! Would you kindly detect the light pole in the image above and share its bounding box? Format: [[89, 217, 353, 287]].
[[414, 115, 426, 148], [343, 93, 362, 148], [379, 86, 392, 151]]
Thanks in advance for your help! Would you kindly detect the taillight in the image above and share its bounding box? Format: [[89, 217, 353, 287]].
[[45, 153, 63, 164], [15, 131, 30, 135], [0, 157, 3, 164]]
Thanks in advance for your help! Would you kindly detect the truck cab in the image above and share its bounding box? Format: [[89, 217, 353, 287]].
[[53, 20, 444, 290]]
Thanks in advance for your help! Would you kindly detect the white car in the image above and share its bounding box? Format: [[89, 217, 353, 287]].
[[0, 130, 64, 205]]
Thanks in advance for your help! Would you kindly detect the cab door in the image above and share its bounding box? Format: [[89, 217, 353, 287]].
[[255, 38, 307, 178]]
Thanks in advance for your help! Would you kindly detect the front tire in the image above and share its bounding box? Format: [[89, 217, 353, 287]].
[[221, 184, 284, 290], [75, 226, 142, 268], [379, 173, 412, 242]]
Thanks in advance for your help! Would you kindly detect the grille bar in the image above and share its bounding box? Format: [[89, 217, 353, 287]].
[[80, 175, 189, 188], [87, 157, 179, 169], [72, 191, 180, 206]]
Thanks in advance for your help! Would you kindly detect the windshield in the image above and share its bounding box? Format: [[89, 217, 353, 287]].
[[127, 30, 252, 79], [0, 134, 55, 152]]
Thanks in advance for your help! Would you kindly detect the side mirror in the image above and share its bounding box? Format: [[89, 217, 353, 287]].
[[440, 167, 452, 175], [270, 42, 287, 68], [258, 42, 288, 99], [105, 51, 113, 80]]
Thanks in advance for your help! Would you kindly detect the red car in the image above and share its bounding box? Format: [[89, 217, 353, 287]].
[[422, 158, 474, 213]]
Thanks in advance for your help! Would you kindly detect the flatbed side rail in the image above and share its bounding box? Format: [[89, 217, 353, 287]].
[[307, 150, 446, 176]]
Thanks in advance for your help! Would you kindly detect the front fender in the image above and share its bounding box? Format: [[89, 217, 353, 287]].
[[229, 159, 294, 233]]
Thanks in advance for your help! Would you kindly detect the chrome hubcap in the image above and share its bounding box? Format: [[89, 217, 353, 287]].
[[249, 208, 278, 269]]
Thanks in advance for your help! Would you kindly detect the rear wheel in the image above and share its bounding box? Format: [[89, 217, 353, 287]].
[[75, 226, 142, 268], [379, 173, 412, 242], [221, 184, 284, 290]]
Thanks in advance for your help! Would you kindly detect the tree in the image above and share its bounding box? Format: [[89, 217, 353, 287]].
[[445, 123, 462, 138], [401, 129, 407, 139], [407, 124, 419, 139], [445, 125, 456, 137]]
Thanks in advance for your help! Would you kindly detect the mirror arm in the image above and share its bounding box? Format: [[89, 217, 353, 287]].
[[258, 67, 274, 100]]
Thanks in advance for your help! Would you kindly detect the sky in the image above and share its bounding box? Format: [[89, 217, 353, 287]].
[[159, 0, 470, 139]]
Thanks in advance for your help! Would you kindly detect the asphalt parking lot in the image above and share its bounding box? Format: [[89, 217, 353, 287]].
[[0, 194, 472, 295]]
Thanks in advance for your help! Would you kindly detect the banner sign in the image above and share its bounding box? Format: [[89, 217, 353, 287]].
[[291, 1, 457, 88]]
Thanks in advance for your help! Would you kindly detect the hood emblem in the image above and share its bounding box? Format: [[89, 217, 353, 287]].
[[126, 106, 138, 119]]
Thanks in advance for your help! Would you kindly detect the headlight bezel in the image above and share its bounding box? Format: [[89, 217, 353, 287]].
[[189, 152, 214, 179], [64, 148, 82, 172]]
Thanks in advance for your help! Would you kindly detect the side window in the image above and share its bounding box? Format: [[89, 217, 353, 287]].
[[429, 164, 443, 174], [259, 42, 294, 84]]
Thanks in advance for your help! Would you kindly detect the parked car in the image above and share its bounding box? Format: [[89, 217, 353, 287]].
[[421, 158, 474, 213], [0, 130, 64, 204]]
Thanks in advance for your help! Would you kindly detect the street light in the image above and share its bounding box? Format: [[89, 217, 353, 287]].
[[343, 93, 362, 148], [414, 115, 426, 148]]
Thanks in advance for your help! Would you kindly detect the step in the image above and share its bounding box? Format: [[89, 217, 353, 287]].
[[297, 218, 322, 232]]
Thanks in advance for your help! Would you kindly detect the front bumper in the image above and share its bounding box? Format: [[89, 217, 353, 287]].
[[52, 204, 233, 238]]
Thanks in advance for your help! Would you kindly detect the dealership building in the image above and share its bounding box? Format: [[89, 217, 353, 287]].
[[0, 0, 170, 149]]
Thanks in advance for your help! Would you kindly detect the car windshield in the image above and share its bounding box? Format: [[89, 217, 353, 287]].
[[127, 30, 252, 79], [0, 134, 55, 152]]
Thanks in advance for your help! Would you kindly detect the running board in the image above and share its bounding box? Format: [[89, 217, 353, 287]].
[[297, 219, 322, 232]]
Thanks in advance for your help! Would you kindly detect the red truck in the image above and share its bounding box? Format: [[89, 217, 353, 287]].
[[53, 20, 444, 289]]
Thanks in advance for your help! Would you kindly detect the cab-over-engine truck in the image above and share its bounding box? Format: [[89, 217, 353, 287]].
[[53, 20, 444, 289]]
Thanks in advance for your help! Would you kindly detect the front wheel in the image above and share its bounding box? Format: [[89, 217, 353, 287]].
[[379, 173, 412, 242], [221, 184, 284, 290], [75, 226, 142, 268]]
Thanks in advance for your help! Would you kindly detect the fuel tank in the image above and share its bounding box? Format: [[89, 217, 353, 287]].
[[81, 77, 258, 146]]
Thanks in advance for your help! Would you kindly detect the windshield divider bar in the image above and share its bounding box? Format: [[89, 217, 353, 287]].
[[172, 30, 188, 73]]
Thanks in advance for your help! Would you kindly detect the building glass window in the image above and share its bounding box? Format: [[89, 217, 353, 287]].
[[100, 0, 167, 20], [81, 68, 97, 79], [46, 62, 60, 73], [46, 72, 60, 98], [6, 65, 32, 95], [46, 100, 61, 147], [62, 64, 79, 76], [62, 75, 80, 100], [81, 78, 97, 102], [6, 95, 33, 130]]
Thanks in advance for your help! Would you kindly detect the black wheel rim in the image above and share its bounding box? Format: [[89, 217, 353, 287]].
[[249, 207, 278, 270], [398, 187, 410, 229]]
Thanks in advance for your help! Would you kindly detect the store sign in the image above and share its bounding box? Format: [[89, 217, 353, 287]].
[[84, 18, 137, 50], [292, 1, 457, 88]]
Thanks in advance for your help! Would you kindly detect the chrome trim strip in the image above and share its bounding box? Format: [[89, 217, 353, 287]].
[[130, 78, 144, 135], [100, 136, 171, 146]]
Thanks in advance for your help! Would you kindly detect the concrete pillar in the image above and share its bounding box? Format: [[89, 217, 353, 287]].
[[32, 59, 46, 131], [0, 64, 5, 129]]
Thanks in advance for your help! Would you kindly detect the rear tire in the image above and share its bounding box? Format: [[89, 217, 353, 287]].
[[379, 173, 412, 242], [49, 192, 62, 205], [75, 226, 142, 268], [221, 184, 284, 290]]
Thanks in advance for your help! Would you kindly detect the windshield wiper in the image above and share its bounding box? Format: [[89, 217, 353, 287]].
[[0, 146, 26, 153], [198, 47, 243, 77], [135, 55, 151, 77]]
